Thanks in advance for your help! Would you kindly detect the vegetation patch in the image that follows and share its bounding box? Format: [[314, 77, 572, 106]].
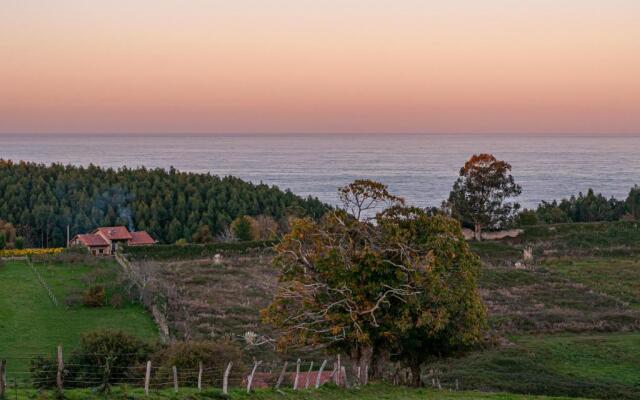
[[12, 384, 586, 400], [0, 260, 157, 372], [124, 240, 276, 261], [426, 333, 640, 400], [545, 257, 640, 308]]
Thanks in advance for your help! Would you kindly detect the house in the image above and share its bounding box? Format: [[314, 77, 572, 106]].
[[71, 226, 156, 255]]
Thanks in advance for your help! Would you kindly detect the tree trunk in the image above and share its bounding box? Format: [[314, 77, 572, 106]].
[[474, 223, 482, 241], [371, 347, 390, 381], [350, 345, 373, 386], [409, 363, 422, 387]]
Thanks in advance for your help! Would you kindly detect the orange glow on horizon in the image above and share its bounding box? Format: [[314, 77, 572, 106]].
[[1, 1, 639, 134]]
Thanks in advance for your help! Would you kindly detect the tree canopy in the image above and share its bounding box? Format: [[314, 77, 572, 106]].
[[0, 159, 328, 247], [263, 180, 486, 385], [447, 154, 522, 239]]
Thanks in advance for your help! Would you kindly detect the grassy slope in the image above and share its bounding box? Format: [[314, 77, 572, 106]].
[[427, 333, 640, 400], [546, 257, 640, 308], [17, 385, 586, 400], [443, 222, 640, 399], [0, 260, 157, 372]]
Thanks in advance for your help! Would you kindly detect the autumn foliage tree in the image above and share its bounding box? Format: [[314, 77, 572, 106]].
[[447, 154, 522, 240], [262, 180, 486, 385]]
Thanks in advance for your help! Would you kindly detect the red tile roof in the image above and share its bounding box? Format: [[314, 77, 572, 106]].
[[74, 234, 109, 247], [129, 231, 156, 245], [94, 226, 133, 241]]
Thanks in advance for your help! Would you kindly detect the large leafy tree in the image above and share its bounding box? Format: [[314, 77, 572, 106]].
[[262, 180, 485, 385], [447, 154, 522, 240]]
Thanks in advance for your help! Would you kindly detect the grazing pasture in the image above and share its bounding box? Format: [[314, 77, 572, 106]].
[[0, 259, 157, 372]]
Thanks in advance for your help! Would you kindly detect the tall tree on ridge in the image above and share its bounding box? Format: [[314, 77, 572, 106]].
[[447, 154, 522, 240]]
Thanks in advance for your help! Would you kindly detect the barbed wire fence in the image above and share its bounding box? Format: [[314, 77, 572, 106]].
[[0, 346, 396, 398]]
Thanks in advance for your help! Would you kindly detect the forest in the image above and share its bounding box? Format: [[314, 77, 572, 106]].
[[0, 159, 328, 247]]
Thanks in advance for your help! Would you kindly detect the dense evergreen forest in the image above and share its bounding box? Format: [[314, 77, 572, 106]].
[[0, 160, 328, 247]]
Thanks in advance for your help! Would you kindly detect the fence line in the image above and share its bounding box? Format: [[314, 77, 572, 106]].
[[0, 351, 462, 397], [27, 258, 58, 306], [0, 346, 366, 396]]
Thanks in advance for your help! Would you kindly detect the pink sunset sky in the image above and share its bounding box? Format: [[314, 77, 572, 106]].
[[1, 1, 639, 134]]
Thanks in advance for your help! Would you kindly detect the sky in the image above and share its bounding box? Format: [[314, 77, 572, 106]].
[[1, 1, 639, 134]]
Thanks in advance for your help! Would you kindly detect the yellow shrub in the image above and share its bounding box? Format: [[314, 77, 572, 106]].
[[0, 248, 64, 257]]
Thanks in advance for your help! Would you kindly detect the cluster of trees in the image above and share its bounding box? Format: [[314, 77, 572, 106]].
[[529, 186, 640, 225], [263, 180, 486, 384], [0, 160, 328, 247]]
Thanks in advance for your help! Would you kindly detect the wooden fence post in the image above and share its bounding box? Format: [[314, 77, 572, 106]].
[[293, 359, 301, 390], [197, 362, 203, 392], [223, 362, 232, 395], [56, 345, 64, 393], [364, 364, 369, 385], [172, 366, 178, 393], [144, 361, 151, 396], [315, 360, 327, 389], [304, 361, 313, 389], [334, 355, 341, 386], [341, 366, 347, 388], [246, 360, 262, 393], [0, 359, 6, 399], [275, 361, 287, 389]]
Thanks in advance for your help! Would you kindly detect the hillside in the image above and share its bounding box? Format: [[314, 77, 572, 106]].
[[0, 257, 157, 372], [0, 159, 328, 247], [119, 221, 640, 399]]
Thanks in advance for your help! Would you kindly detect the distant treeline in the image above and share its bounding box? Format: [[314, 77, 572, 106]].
[[0, 160, 328, 247], [519, 186, 640, 225]]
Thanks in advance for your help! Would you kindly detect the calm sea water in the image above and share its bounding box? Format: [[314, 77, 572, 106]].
[[1, 134, 638, 208]]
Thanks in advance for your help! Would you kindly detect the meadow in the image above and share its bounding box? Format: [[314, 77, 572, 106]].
[[0, 258, 157, 372]]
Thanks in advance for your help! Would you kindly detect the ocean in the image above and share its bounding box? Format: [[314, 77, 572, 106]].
[[1, 134, 638, 209]]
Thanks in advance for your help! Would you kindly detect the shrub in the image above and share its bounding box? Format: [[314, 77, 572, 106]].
[[67, 330, 154, 387], [15, 236, 25, 249], [517, 210, 538, 226], [109, 293, 124, 308], [152, 340, 246, 387], [30, 355, 57, 389], [231, 215, 256, 241], [83, 285, 106, 307]]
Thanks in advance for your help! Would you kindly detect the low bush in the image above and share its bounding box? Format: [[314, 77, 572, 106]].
[[109, 293, 124, 308], [30, 330, 154, 389], [83, 285, 106, 307]]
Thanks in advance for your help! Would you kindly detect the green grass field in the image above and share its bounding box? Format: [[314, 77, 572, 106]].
[[426, 333, 640, 399], [0, 259, 158, 372], [546, 257, 640, 308], [11, 384, 586, 400]]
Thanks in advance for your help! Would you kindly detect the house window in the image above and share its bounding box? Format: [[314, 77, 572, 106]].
[[98, 249, 104, 255]]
